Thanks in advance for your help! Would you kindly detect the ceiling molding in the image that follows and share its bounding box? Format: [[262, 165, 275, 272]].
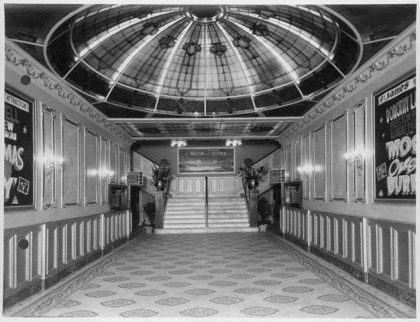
[[5, 39, 133, 145], [277, 25, 416, 144]]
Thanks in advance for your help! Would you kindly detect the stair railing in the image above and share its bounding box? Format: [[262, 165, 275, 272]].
[[205, 176, 209, 228], [242, 177, 250, 210]]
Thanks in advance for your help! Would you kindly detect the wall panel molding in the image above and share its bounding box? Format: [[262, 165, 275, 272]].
[[329, 112, 348, 202], [61, 116, 80, 207], [42, 105, 57, 209]]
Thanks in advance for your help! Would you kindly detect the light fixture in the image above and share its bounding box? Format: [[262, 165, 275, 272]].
[[171, 139, 187, 147], [297, 164, 313, 179], [226, 139, 242, 147], [344, 151, 365, 175], [210, 42, 227, 57], [183, 41, 202, 56], [40, 154, 64, 182], [98, 168, 115, 181]]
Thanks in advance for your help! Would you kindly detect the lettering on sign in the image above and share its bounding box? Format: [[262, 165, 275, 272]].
[[4, 89, 34, 209], [374, 74, 416, 200]]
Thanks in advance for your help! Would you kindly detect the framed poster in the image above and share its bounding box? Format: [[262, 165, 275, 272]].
[[4, 89, 34, 210], [268, 169, 285, 183], [178, 147, 235, 174], [374, 74, 416, 200]]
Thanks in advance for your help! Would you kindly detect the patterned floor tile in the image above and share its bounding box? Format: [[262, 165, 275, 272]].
[[58, 310, 98, 317], [229, 274, 255, 279], [210, 296, 244, 305], [85, 291, 117, 298], [102, 277, 130, 282], [130, 270, 154, 276], [115, 266, 138, 271], [180, 307, 218, 317], [271, 272, 297, 278], [241, 306, 278, 316], [283, 286, 314, 293], [286, 267, 309, 271], [135, 289, 166, 296], [145, 276, 172, 281], [163, 282, 192, 288], [187, 275, 213, 280], [79, 283, 101, 290], [169, 269, 194, 275], [117, 282, 147, 289], [153, 265, 176, 270], [119, 309, 159, 317], [208, 281, 237, 287], [317, 294, 350, 302], [234, 287, 264, 294], [100, 299, 135, 307], [264, 295, 298, 304], [300, 305, 339, 315], [246, 268, 271, 273], [155, 297, 189, 306], [253, 280, 281, 286], [299, 278, 326, 285], [184, 288, 215, 295]]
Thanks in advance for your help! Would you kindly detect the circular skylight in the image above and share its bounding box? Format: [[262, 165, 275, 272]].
[[46, 5, 362, 116]]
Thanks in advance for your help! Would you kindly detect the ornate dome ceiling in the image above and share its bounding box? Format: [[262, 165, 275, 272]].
[[45, 4, 362, 117]]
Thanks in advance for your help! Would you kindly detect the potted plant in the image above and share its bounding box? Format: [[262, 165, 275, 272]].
[[142, 201, 156, 233], [152, 159, 170, 191], [257, 197, 272, 231], [239, 158, 267, 190]]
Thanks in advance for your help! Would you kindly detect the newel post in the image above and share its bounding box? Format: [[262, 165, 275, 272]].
[[154, 191, 165, 229], [249, 190, 259, 227]]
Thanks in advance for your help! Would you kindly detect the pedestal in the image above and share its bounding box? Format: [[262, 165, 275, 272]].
[[249, 190, 259, 227], [154, 191, 165, 229]]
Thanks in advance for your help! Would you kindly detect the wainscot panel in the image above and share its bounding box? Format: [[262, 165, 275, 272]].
[[3, 210, 131, 310]]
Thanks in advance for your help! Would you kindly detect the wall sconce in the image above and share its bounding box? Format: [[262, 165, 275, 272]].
[[226, 139, 242, 147], [98, 169, 115, 182], [344, 151, 365, 175], [297, 164, 313, 179], [40, 154, 64, 182], [171, 139, 187, 147]]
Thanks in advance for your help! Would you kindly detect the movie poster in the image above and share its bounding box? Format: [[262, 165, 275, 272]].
[[4, 89, 34, 209], [374, 74, 416, 200]]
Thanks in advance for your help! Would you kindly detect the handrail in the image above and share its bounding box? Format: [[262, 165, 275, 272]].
[[205, 176, 209, 228], [242, 177, 250, 211]]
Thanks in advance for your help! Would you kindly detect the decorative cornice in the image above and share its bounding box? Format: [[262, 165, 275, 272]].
[[278, 28, 416, 144], [5, 41, 133, 145]]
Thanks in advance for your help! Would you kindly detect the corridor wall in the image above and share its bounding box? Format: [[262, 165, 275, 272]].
[[257, 26, 416, 306], [3, 40, 133, 308]]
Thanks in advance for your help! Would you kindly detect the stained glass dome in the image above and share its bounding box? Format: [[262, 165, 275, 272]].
[[46, 5, 362, 116]]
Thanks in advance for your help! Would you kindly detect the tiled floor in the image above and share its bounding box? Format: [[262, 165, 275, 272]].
[[4, 232, 415, 319]]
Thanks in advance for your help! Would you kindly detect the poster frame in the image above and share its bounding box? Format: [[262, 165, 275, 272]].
[[4, 86, 36, 212], [373, 72, 416, 202], [177, 147, 235, 175]]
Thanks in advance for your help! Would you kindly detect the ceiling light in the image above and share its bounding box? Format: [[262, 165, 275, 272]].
[[171, 139, 187, 147], [226, 139, 242, 147]]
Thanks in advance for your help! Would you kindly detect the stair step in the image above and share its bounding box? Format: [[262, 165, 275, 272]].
[[208, 223, 250, 228], [208, 218, 249, 224], [155, 227, 259, 234], [164, 223, 206, 229], [208, 208, 247, 213], [165, 217, 206, 224]]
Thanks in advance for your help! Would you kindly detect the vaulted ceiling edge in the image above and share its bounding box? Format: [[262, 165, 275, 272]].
[[277, 26, 416, 144], [5, 39, 134, 146]]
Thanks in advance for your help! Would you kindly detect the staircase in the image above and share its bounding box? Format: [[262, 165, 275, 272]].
[[155, 193, 258, 234]]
